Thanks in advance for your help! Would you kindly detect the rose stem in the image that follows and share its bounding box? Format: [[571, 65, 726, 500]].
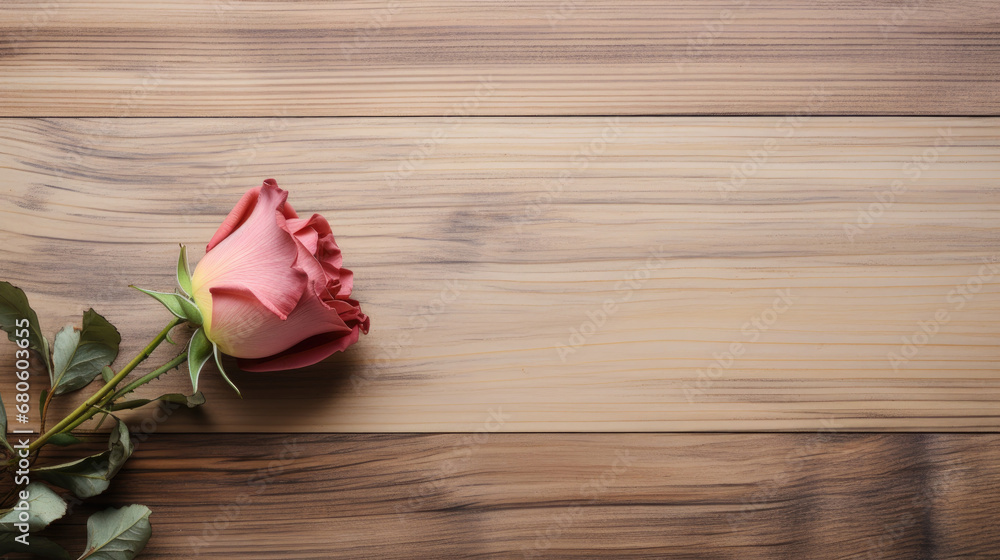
[[58, 351, 189, 433], [29, 317, 184, 452]]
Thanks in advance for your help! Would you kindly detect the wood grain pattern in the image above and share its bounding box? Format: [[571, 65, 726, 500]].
[[1, 117, 998, 432], [1, 0, 999, 116], [2, 2, 998, 558], [35, 433, 1000, 559]]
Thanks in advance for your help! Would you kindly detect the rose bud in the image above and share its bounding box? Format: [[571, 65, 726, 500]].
[[189, 179, 369, 372]]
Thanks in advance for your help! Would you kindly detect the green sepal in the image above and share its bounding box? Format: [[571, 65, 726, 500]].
[[131, 286, 202, 326], [186, 328, 213, 393], [214, 344, 242, 398], [176, 244, 194, 297]]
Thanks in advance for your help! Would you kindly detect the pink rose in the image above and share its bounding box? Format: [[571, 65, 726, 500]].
[[190, 179, 369, 372]]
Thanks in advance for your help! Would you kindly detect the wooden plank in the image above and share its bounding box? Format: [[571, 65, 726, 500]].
[[37, 433, 1000, 558], [1, 117, 999, 432], [1, 0, 998, 116]]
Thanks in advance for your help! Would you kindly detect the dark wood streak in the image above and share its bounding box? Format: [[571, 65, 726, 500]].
[[33, 434, 1000, 559]]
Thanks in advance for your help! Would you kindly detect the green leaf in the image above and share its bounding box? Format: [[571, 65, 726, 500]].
[[51, 310, 121, 395], [214, 344, 242, 398], [104, 420, 133, 479], [131, 286, 202, 325], [36, 420, 133, 499], [101, 366, 114, 383], [0, 482, 68, 532], [51, 325, 79, 385], [0, 534, 71, 559], [0, 392, 11, 454], [37, 456, 111, 498], [0, 281, 51, 375], [110, 391, 205, 412], [79, 505, 151, 560], [176, 244, 193, 297], [48, 433, 83, 447], [187, 328, 213, 393]]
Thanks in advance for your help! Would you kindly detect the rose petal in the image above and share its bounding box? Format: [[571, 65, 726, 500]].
[[192, 181, 307, 324], [207, 283, 353, 359], [236, 326, 364, 372], [331, 266, 354, 298], [205, 188, 258, 252], [316, 235, 352, 296], [206, 179, 297, 251], [284, 213, 332, 255]]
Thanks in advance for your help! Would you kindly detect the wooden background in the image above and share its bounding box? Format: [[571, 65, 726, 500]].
[[2, 0, 999, 557]]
